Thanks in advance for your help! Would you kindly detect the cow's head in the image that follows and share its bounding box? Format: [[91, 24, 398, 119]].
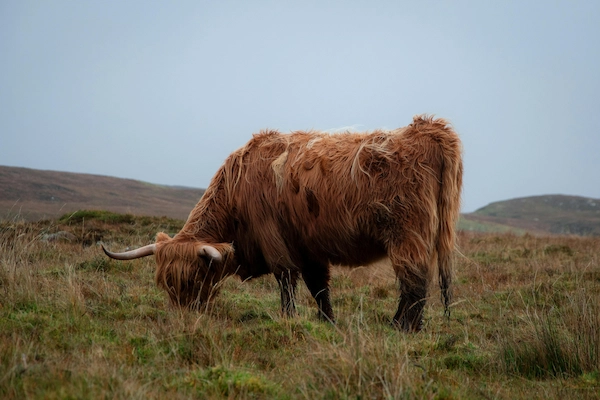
[[103, 232, 234, 309]]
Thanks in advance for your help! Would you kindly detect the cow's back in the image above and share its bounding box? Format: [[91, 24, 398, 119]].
[[229, 128, 432, 268]]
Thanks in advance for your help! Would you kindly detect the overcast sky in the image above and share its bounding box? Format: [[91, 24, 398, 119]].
[[1, 1, 599, 212]]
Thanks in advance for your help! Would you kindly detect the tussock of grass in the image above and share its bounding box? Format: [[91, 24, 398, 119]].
[[500, 283, 600, 379], [1, 216, 600, 398]]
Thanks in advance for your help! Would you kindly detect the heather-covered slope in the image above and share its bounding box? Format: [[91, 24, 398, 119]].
[[0, 165, 205, 221], [461, 195, 600, 236]]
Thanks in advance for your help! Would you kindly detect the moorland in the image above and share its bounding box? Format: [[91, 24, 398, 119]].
[[1, 210, 599, 399]]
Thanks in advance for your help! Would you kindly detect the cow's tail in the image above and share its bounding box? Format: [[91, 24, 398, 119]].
[[434, 119, 463, 318]]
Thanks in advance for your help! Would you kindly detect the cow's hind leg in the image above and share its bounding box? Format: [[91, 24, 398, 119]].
[[393, 270, 428, 332], [275, 270, 299, 317], [301, 260, 334, 322], [389, 242, 432, 332]]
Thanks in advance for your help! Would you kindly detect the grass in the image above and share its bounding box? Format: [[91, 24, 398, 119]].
[[1, 216, 599, 398], [458, 215, 528, 235]]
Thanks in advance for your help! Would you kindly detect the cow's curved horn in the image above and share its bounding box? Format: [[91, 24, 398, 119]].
[[102, 244, 156, 260], [198, 245, 222, 262]]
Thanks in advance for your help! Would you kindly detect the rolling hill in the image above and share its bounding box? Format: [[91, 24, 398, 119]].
[[460, 195, 600, 236], [0, 165, 204, 221], [2, 165, 598, 236]]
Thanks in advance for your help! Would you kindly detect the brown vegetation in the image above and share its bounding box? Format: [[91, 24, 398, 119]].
[[1, 213, 599, 398]]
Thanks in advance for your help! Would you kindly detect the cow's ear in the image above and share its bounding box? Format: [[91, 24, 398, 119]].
[[156, 232, 171, 243]]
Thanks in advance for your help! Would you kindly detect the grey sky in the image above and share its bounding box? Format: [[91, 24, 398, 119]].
[[1, 1, 598, 212]]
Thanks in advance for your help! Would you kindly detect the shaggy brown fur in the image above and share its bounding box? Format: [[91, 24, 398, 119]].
[[116, 115, 462, 332]]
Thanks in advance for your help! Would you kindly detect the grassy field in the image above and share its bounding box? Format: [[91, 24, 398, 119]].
[[1, 211, 599, 399]]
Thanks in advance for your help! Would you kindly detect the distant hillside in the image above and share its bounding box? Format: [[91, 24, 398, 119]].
[[0, 166, 205, 221], [460, 195, 600, 236], [3, 166, 598, 236]]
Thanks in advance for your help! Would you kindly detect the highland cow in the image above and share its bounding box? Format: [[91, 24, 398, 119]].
[[103, 115, 463, 331]]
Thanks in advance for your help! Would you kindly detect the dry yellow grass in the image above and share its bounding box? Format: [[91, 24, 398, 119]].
[[1, 214, 599, 398]]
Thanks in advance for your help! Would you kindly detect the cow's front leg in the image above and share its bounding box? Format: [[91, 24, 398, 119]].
[[302, 263, 334, 322], [275, 270, 298, 317]]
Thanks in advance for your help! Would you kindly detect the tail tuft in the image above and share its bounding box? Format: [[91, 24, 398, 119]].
[[435, 121, 463, 317]]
